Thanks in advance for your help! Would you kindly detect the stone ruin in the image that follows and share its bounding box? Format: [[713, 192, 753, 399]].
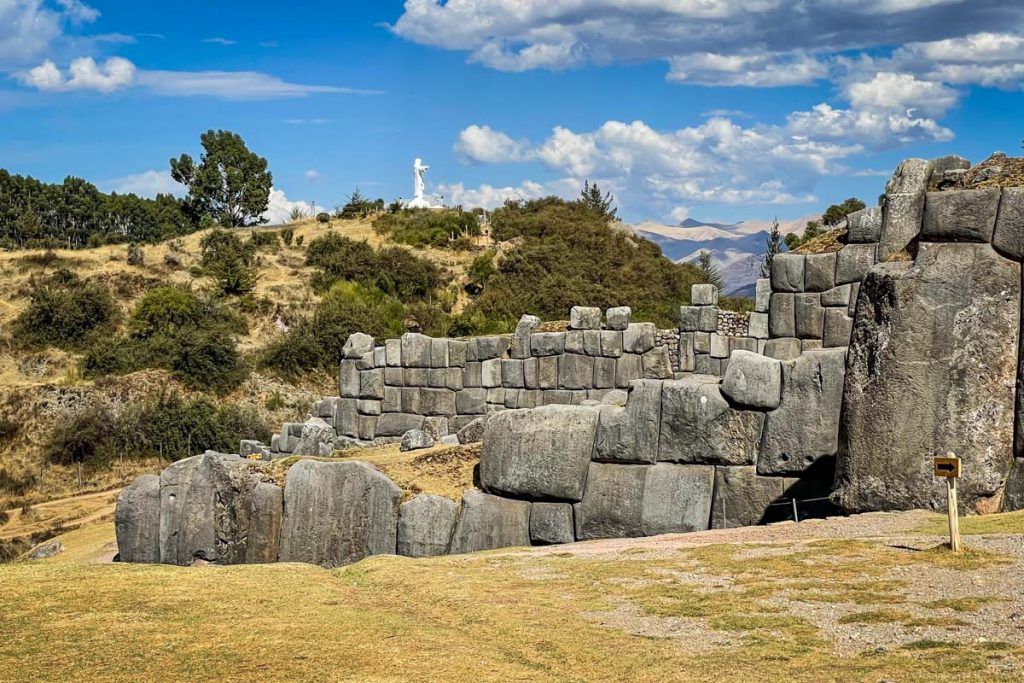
[[116, 155, 1024, 569]]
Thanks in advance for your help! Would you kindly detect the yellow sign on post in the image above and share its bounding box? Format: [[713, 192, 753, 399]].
[[934, 453, 962, 552]]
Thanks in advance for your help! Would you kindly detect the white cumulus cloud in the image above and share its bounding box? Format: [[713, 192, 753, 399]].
[[264, 187, 313, 225], [455, 124, 529, 164], [107, 169, 183, 197], [17, 56, 135, 92]]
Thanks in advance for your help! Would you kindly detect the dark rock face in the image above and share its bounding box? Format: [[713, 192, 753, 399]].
[[448, 490, 531, 554], [278, 460, 401, 568], [529, 502, 575, 544], [116, 475, 161, 563], [835, 243, 1020, 514], [246, 483, 282, 564], [710, 467, 788, 529], [479, 405, 599, 501], [575, 462, 713, 540], [758, 349, 846, 476], [1002, 459, 1024, 512], [157, 452, 255, 566], [397, 494, 458, 557]]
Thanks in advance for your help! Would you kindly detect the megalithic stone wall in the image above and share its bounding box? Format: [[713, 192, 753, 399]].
[[115, 152, 1024, 570]]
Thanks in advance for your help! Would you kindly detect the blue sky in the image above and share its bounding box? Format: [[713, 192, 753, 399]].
[[2, 1, 1024, 225]]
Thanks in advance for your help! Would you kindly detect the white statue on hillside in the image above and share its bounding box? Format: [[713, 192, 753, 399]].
[[407, 158, 438, 209]]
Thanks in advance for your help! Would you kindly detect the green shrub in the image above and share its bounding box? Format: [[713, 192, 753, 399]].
[[373, 208, 480, 249], [249, 231, 280, 250], [316, 212, 331, 224], [200, 228, 257, 295], [170, 330, 247, 394], [45, 402, 118, 468], [257, 318, 325, 379], [305, 233, 443, 300], [13, 269, 119, 351], [281, 228, 294, 247]]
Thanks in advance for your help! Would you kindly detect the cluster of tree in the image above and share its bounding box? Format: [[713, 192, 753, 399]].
[[786, 197, 866, 250], [0, 172, 195, 250], [336, 188, 385, 219], [459, 196, 700, 331]]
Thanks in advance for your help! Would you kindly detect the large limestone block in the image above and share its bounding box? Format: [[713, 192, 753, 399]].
[[921, 189, 1000, 243], [570, 306, 602, 330], [530, 502, 575, 544], [691, 284, 719, 305], [835, 243, 1020, 513], [342, 332, 374, 359], [803, 253, 836, 292], [576, 463, 714, 540], [794, 293, 824, 339], [448, 490, 531, 554], [721, 350, 782, 410], [835, 243, 877, 285], [623, 323, 656, 354], [606, 306, 631, 330], [531, 332, 566, 357], [992, 187, 1024, 261], [158, 453, 255, 566], [771, 253, 804, 292], [247, 483, 282, 564], [294, 417, 336, 456], [879, 192, 925, 262], [769, 293, 795, 338], [754, 278, 771, 312], [642, 347, 673, 379], [397, 494, 458, 557], [710, 467, 788, 529], [593, 379, 662, 464], [400, 333, 433, 368], [512, 315, 541, 359], [559, 353, 595, 390], [376, 413, 426, 437], [762, 337, 801, 361], [659, 377, 764, 466], [847, 207, 882, 244], [885, 158, 933, 194], [823, 308, 853, 348], [116, 474, 161, 563], [1003, 459, 1024, 512], [480, 405, 599, 501], [758, 349, 846, 476], [279, 460, 401, 568]]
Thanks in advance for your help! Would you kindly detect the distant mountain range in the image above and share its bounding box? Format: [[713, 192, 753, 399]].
[[631, 215, 820, 295]]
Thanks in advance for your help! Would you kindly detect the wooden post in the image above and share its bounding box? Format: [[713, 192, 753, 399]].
[[934, 453, 963, 553], [947, 476, 962, 552]]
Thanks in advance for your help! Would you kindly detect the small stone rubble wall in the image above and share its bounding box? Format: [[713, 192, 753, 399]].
[[116, 153, 1024, 569]]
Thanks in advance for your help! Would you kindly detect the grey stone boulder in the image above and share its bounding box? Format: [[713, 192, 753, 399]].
[[575, 463, 714, 540], [758, 348, 846, 476], [885, 158, 933, 194], [847, 206, 882, 244], [821, 284, 852, 308], [512, 314, 541, 359], [376, 413, 425, 437], [834, 243, 1019, 514], [342, 332, 374, 359], [278, 460, 401, 568], [606, 306, 631, 330], [397, 494, 458, 557], [823, 308, 853, 348], [400, 333, 433, 368], [762, 337, 801, 361], [456, 416, 486, 444], [530, 332, 565, 357], [1003, 459, 1024, 512], [246, 483, 282, 564], [294, 417, 336, 457], [879, 191, 925, 262], [116, 474, 161, 563], [769, 293, 795, 338], [479, 405, 599, 501], [921, 189, 1000, 242], [559, 353, 595, 390], [448, 490, 531, 554], [642, 346, 673, 379], [710, 467, 788, 529], [623, 323, 656, 354], [691, 284, 719, 305], [240, 439, 271, 461], [530, 502, 575, 544], [721, 350, 782, 410], [794, 293, 824, 339], [570, 306, 602, 330], [803, 253, 836, 292], [400, 429, 434, 451], [658, 377, 764, 466], [593, 379, 662, 464], [992, 187, 1024, 261], [754, 278, 771, 312], [835, 243, 877, 285], [711, 332, 730, 359], [771, 253, 804, 292]]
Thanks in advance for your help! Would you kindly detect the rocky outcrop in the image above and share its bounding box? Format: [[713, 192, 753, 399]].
[[115, 474, 160, 563], [835, 243, 1020, 513], [278, 460, 401, 568]]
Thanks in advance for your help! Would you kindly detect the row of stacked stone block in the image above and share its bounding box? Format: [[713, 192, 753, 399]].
[[116, 346, 845, 567], [679, 283, 761, 376], [261, 305, 676, 454]]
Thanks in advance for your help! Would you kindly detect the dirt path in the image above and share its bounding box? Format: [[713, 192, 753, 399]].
[[0, 488, 120, 541]]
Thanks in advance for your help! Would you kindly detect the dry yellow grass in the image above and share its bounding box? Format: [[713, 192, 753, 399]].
[[2, 526, 1021, 682], [916, 509, 1024, 536]]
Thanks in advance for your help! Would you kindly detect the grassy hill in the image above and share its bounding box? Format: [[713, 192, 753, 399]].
[[2, 510, 1023, 681]]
